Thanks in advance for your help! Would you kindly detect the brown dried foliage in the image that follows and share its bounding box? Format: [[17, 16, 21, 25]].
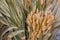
[[26, 7, 55, 40], [25, 0, 31, 8]]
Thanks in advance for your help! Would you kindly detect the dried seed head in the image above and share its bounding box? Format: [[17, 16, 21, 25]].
[[40, 0, 45, 5], [26, 7, 55, 40], [25, 0, 31, 8]]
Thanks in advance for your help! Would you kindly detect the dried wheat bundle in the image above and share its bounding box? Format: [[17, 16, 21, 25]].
[[26, 7, 55, 40]]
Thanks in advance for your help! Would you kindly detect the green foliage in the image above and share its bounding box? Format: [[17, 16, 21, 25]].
[[0, 0, 26, 40]]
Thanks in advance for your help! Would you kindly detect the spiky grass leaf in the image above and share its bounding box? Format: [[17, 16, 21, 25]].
[[0, 0, 25, 40], [1, 27, 18, 37], [8, 30, 24, 38]]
